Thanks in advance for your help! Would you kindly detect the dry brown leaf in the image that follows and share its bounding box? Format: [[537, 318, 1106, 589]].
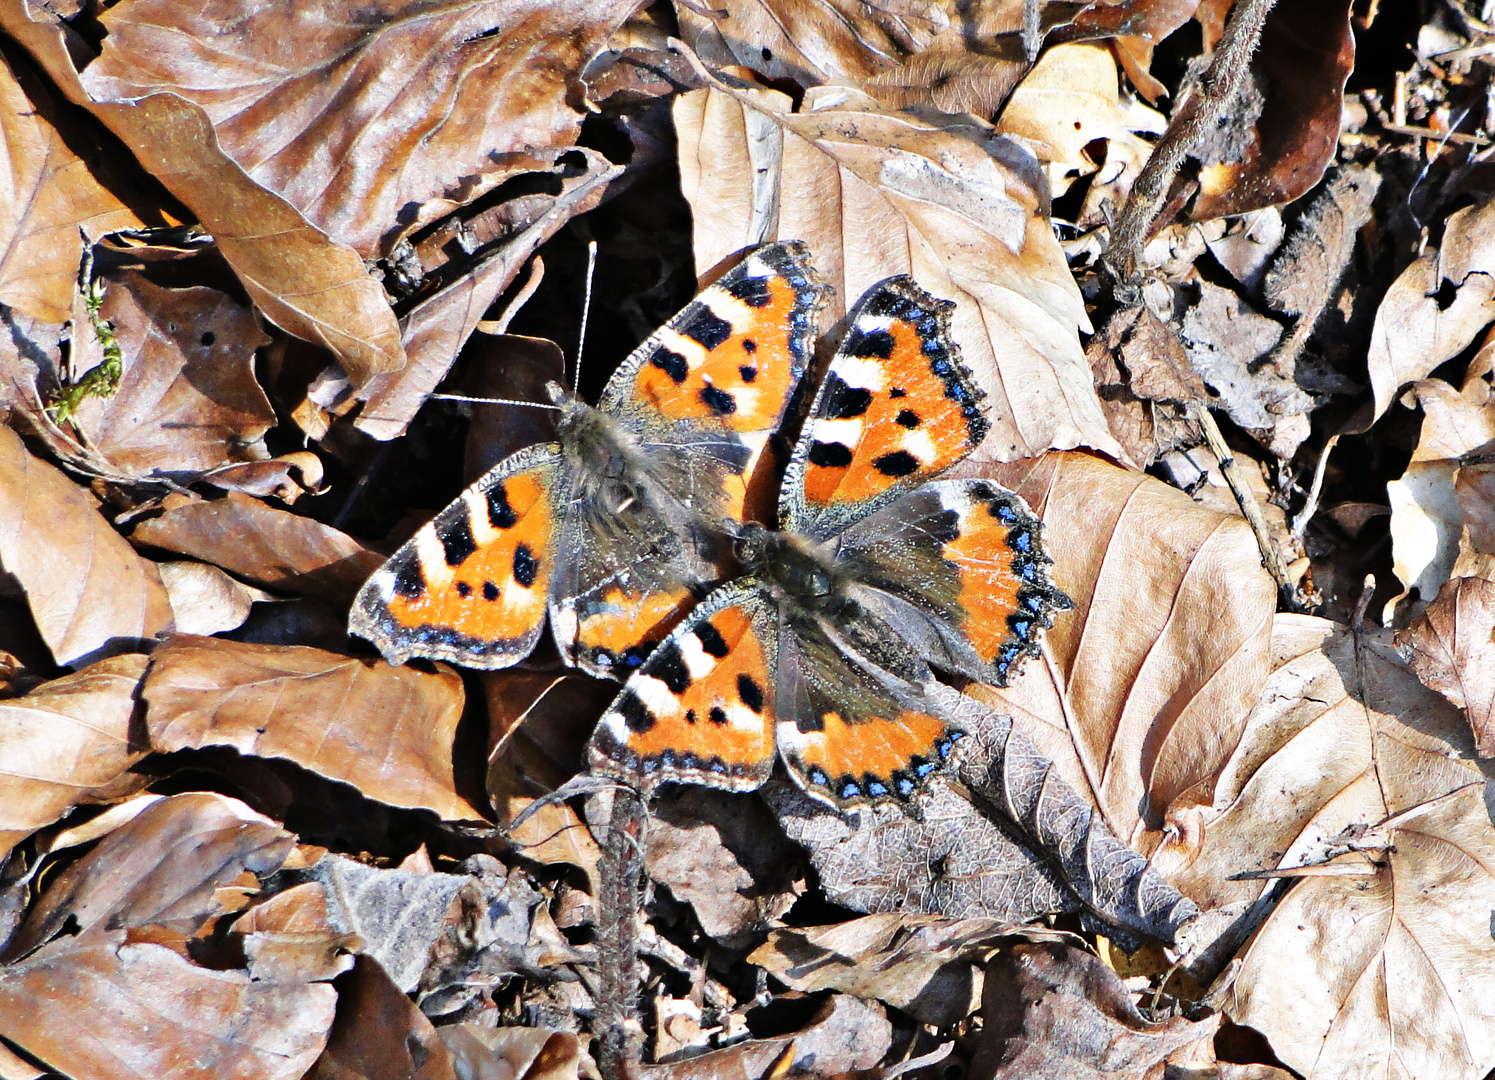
[[973, 453, 1275, 848], [1400, 574, 1495, 755], [1226, 782, 1495, 1080], [2, 791, 294, 959], [749, 914, 1014, 1028], [439, 1024, 594, 1080], [0, 425, 174, 665], [235, 882, 358, 985], [0, 0, 407, 388], [157, 560, 269, 637], [0, 653, 148, 864], [83, 0, 644, 258], [0, 45, 143, 323], [65, 270, 275, 475], [306, 955, 458, 1080], [675, 77, 1120, 462], [1367, 197, 1495, 425], [142, 634, 482, 821], [969, 940, 1220, 1080], [0, 927, 336, 1080], [131, 492, 384, 606]]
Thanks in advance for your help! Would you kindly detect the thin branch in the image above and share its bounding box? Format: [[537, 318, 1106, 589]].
[[1103, 0, 1281, 286], [593, 787, 645, 1080]]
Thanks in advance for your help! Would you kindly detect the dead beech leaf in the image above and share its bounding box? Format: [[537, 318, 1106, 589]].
[[236, 882, 357, 985], [157, 560, 268, 637], [439, 1026, 592, 1080], [131, 492, 383, 606], [1227, 782, 1495, 1080], [0, 0, 406, 387], [972, 453, 1275, 847], [1400, 575, 1495, 755], [3, 791, 294, 960], [67, 271, 275, 475], [83, 0, 644, 258], [0, 927, 336, 1080], [1190, 0, 1355, 220], [0, 45, 143, 323], [1367, 197, 1495, 425], [142, 635, 482, 821], [675, 78, 1120, 462], [0, 653, 149, 864], [749, 915, 1015, 1028], [0, 425, 174, 666], [306, 955, 458, 1080], [969, 940, 1220, 1080]]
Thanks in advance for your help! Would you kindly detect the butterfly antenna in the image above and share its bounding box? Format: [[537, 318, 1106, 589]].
[[572, 238, 598, 395], [426, 393, 562, 409]]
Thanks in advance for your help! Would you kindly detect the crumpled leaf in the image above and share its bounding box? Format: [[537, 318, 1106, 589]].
[[131, 492, 383, 607], [1367, 197, 1495, 425], [973, 453, 1275, 847], [674, 75, 1120, 462], [969, 940, 1220, 1080], [0, 653, 149, 865], [83, 0, 644, 258], [0, 0, 406, 387], [0, 425, 174, 666], [0, 44, 143, 323], [141, 634, 483, 821]]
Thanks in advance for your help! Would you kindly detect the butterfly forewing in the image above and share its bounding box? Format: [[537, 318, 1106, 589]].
[[588, 582, 779, 792], [350, 447, 561, 669], [782, 276, 988, 539]]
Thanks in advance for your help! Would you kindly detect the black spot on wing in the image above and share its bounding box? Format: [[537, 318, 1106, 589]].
[[737, 673, 764, 713], [889, 387, 907, 398], [651, 640, 692, 694], [809, 441, 854, 468], [618, 692, 654, 734], [679, 304, 733, 349], [439, 511, 476, 566], [740, 365, 758, 382], [725, 273, 772, 307], [872, 450, 919, 477], [486, 482, 517, 529], [928, 508, 961, 545], [694, 621, 731, 658], [391, 557, 424, 599], [513, 544, 538, 588], [456, 581, 472, 597], [822, 374, 872, 419], [842, 326, 894, 359], [708, 705, 729, 726], [483, 581, 499, 601], [895, 409, 920, 428], [700, 384, 736, 414], [649, 345, 690, 384], [742, 338, 757, 353]]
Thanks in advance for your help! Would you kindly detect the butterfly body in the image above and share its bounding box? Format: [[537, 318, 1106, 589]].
[[590, 273, 1073, 810], [351, 242, 827, 679]]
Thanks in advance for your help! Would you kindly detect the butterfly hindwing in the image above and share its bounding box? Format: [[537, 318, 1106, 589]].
[[782, 276, 987, 538], [350, 446, 562, 669], [589, 582, 779, 792]]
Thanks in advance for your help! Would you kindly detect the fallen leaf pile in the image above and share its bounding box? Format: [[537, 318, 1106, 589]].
[[1, 1, 1494, 1078]]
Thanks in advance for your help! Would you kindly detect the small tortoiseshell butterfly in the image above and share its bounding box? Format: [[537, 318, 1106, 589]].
[[589, 276, 1073, 808], [350, 242, 827, 679]]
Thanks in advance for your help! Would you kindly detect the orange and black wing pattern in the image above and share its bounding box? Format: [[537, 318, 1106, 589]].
[[588, 583, 779, 793], [349, 447, 561, 669], [782, 276, 987, 539]]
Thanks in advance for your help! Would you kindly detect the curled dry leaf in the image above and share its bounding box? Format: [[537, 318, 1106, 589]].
[[83, 0, 644, 258], [0, 425, 174, 666], [0, 653, 149, 865], [972, 453, 1275, 848], [156, 560, 268, 637], [142, 634, 483, 821], [67, 271, 276, 477], [674, 77, 1120, 462], [2, 791, 294, 960], [0, 45, 143, 324], [131, 492, 384, 607], [969, 940, 1221, 1080], [1367, 197, 1495, 425]]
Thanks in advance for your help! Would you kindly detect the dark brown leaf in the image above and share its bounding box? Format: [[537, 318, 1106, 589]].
[[306, 955, 458, 1080], [141, 635, 482, 821]]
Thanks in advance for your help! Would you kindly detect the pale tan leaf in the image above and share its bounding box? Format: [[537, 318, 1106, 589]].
[[0, 654, 149, 864], [0, 425, 174, 665], [1400, 575, 1495, 755], [674, 78, 1120, 462], [141, 635, 483, 821]]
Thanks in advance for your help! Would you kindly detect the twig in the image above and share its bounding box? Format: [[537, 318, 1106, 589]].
[[1190, 402, 1305, 611], [594, 787, 645, 1080], [1103, 0, 1280, 286], [1291, 434, 1339, 539]]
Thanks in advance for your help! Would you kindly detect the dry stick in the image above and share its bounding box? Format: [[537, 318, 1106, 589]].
[[593, 787, 645, 1080], [1103, 0, 1280, 287], [1190, 402, 1302, 609]]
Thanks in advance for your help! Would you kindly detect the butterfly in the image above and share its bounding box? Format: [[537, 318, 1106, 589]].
[[588, 275, 1073, 808], [350, 242, 827, 679]]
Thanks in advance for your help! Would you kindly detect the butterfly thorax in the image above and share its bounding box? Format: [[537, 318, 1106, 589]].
[[736, 524, 854, 621]]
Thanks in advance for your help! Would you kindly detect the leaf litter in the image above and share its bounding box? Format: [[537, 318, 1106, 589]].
[[2, 1, 1495, 1079]]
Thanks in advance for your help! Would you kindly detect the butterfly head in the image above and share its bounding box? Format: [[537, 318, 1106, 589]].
[[736, 523, 847, 610]]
